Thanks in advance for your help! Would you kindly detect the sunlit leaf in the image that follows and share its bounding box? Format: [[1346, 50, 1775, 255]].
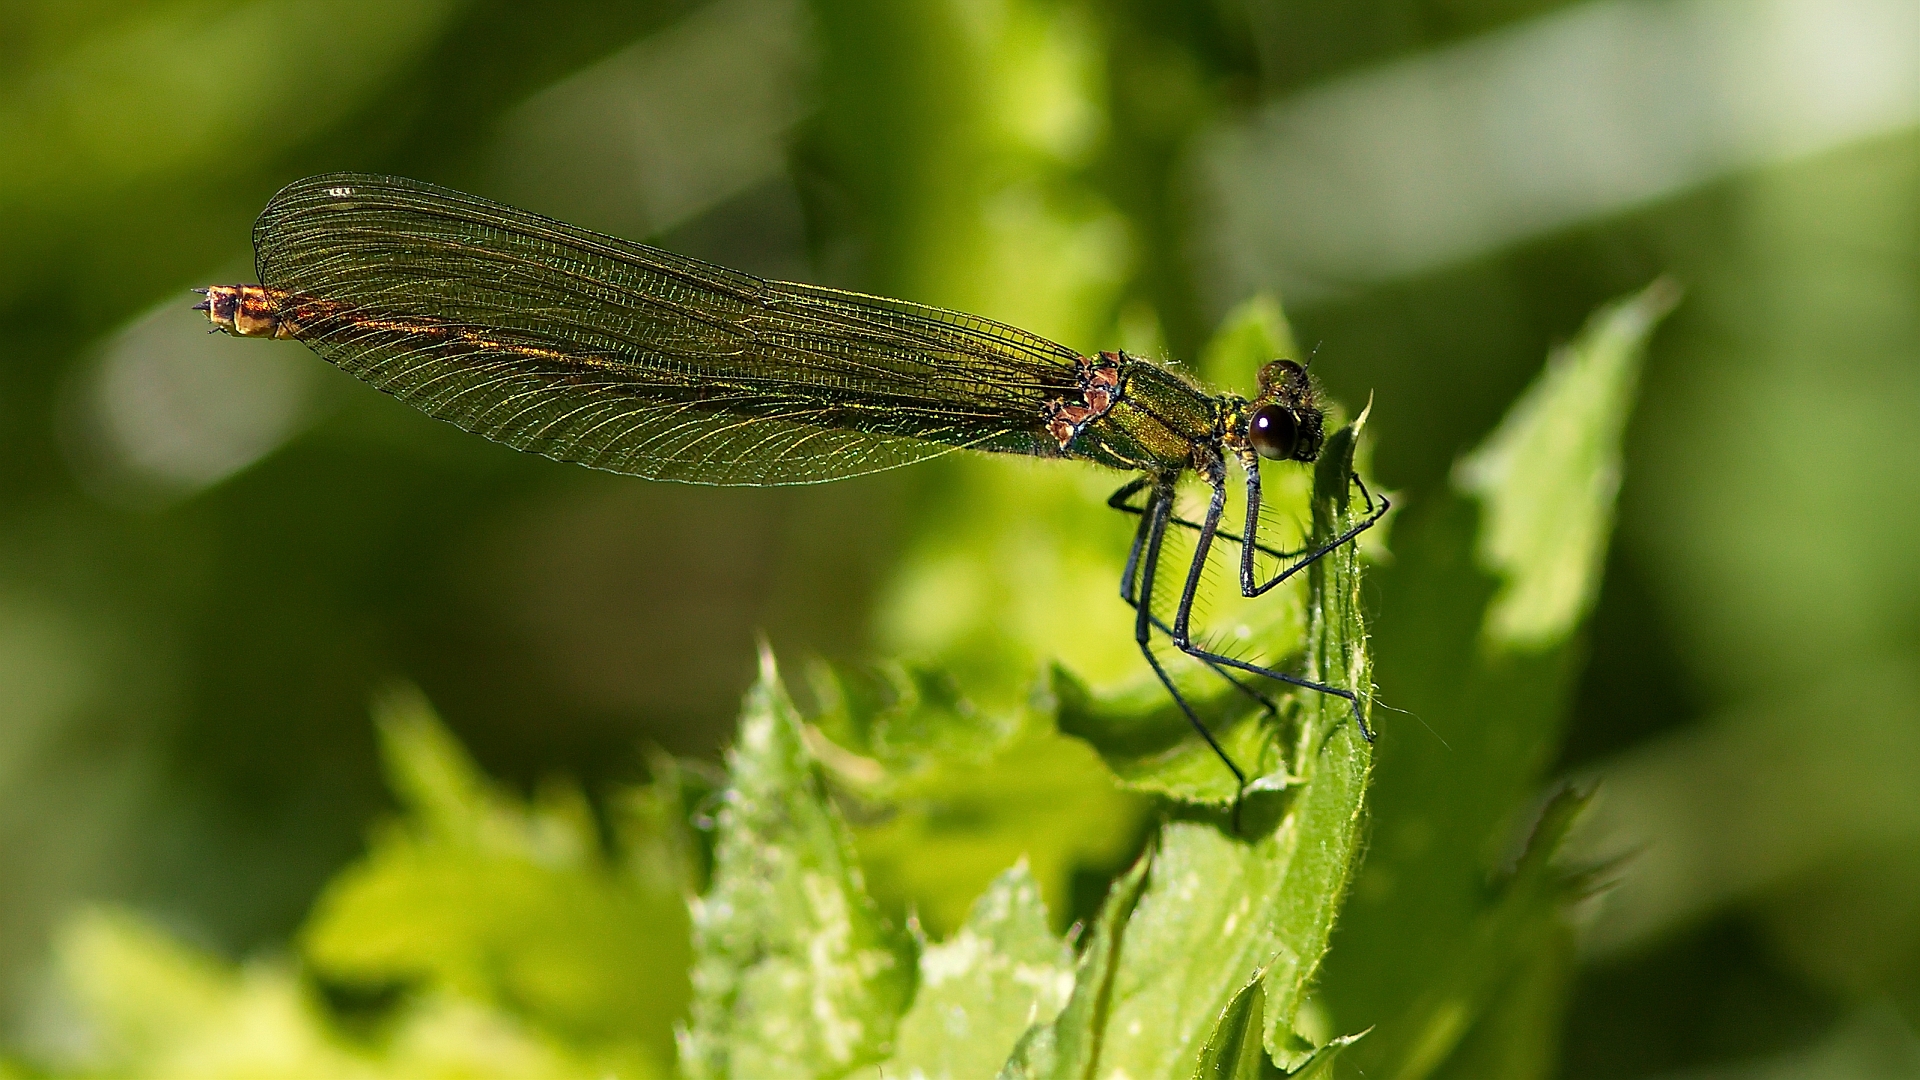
[[1283, 1030, 1366, 1080], [862, 863, 1073, 1080], [1194, 971, 1272, 1080], [996, 845, 1153, 1079], [998, 422, 1376, 1078], [1193, 977, 1364, 1080], [1083, 422, 1373, 1077], [682, 649, 915, 1080]]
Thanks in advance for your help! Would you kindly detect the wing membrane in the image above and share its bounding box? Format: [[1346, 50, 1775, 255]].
[[251, 173, 1084, 485]]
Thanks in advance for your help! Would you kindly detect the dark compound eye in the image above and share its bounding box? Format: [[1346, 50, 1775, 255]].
[[1248, 404, 1298, 460]]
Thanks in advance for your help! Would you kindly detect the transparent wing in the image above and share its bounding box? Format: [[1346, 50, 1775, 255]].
[[251, 173, 1084, 485]]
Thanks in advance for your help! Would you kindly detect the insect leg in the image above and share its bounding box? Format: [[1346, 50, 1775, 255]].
[[1175, 644, 1374, 742], [1178, 456, 1381, 741], [1238, 459, 1390, 599], [1134, 479, 1250, 808], [1109, 480, 1277, 716], [1111, 477, 1152, 608], [1109, 478, 1294, 561], [1349, 470, 1377, 514]]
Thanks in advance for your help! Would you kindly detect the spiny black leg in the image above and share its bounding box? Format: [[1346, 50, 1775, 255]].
[[1166, 467, 1270, 817], [1114, 477, 1152, 609], [1168, 468, 1228, 646], [1106, 475, 1153, 513], [1108, 478, 1297, 561], [1132, 482, 1248, 824], [1111, 479, 1277, 717], [1238, 456, 1390, 599], [1190, 454, 1381, 740], [1176, 648, 1374, 742], [1350, 471, 1377, 514], [1251, 492, 1388, 599], [1141, 611, 1277, 717]]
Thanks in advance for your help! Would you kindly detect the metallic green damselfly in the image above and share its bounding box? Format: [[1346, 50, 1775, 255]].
[[198, 173, 1386, 799]]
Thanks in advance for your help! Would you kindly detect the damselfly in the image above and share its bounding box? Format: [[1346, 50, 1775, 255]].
[[197, 173, 1387, 799]]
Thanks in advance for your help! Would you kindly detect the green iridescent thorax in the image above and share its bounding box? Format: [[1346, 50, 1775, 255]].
[[1071, 360, 1228, 474]]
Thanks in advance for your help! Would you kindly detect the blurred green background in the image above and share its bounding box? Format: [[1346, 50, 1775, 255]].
[[3, 0, 1918, 1076]]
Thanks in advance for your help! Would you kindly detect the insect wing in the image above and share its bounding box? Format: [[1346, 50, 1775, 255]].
[[250, 173, 1083, 485]]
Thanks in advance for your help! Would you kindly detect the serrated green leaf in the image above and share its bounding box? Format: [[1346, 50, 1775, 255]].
[[862, 862, 1073, 1080], [300, 689, 689, 1067], [997, 846, 1153, 1080], [1097, 823, 1301, 1075], [1258, 419, 1381, 1069], [1005, 423, 1376, 1079], [1285, 1030, 1366, 1080], [1195, 977, 1367, 1080], [1094, 423, 1375, 1078], [682, 648, 915, 1080], [1455, 278, 1680, 651]]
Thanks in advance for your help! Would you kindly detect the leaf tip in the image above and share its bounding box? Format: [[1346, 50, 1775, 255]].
[[755, 633, 778, 684]]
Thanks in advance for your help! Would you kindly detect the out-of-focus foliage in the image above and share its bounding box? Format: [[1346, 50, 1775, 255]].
[[1316, 280, 1677, 1080], [45, 908, 612, 1079], [1456, 280, 1680, 651], [29, 690, 692, 1079], [301, 687, 691, 1069], [808, 658, 1145, 939], [7, 0, 1920, 1077]]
